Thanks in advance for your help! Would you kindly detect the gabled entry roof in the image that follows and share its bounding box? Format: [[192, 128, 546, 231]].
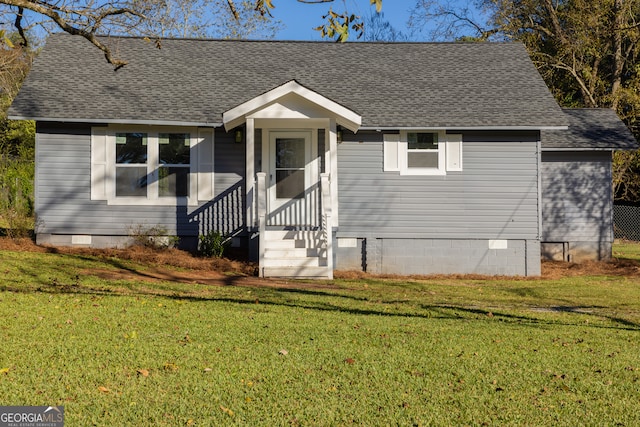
[[223, 80, 362, 132], [10, 33, 568, 129]]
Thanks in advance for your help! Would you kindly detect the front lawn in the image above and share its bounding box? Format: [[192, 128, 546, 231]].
[[1, 244, 639, 425]]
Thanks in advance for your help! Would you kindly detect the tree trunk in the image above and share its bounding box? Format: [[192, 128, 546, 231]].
[[611, 0, 624, 109]]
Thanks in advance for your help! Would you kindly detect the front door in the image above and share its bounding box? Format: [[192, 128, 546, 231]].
[[267, 130, 318, 226]]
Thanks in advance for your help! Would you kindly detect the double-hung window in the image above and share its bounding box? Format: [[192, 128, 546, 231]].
[[406, 132, 442, 171], [115, 132, 148, 197], [383, 130, 462, 175], [158, 133, 190, 197], [91, 126, 215, 206]]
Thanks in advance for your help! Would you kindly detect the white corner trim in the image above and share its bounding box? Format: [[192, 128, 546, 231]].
[[223, 80, 361, 132]]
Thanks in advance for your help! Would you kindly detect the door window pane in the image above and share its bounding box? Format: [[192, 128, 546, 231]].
[[276, 170, 305, 199], [116, 133, 147, 164], [276, 138, 305, 168]]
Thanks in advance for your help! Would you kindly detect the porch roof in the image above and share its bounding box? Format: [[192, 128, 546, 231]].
[[10, 34, 568, 129]]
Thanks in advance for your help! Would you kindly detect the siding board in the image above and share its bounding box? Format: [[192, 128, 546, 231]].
[[541, 151, 612, 242], [36, 123, 245, 239], [337, 130, 540, 239]]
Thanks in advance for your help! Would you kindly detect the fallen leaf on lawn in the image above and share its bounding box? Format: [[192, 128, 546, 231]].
[[220, 405, 234, 417], [0, 367, 10, 375], [98, 386, 110, 393], [137, 369, 150, 377], [344, 358, 355, 364], [279, 349, 288, 355], [163, 362, 178, 371], [203, 368, 212, 372]]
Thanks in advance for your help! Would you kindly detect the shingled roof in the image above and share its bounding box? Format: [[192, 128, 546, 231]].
[[542, 108, 637, 151], [10, 33, 568, 129]]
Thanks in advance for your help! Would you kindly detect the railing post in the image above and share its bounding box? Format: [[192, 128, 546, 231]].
[[257, 172, 267, 278], [321, 173, 333, 279]]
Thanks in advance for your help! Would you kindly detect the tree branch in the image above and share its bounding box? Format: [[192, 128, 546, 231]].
[[4, 0, 145, 69]]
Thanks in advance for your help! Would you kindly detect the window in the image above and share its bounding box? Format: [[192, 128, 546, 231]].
[[383, 131, 462, 175], [407, 132, 440, 169], [159, 133, 190, 197], [116, 133, 148, 197], [91, 126, 215, 206]]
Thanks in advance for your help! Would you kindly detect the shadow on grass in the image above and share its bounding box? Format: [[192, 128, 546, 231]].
[[3, 273, 639, 332]]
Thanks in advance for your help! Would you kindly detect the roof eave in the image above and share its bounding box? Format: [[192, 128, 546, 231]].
[[359, 125, 568, 131], [8, 115, 222, 128]]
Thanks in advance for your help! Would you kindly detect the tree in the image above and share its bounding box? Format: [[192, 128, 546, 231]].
[[136, 0, 280, 40], [411, 0, 640, 204], [0, 32, 35, 234], [363, 12, 408, 42], [0, 0, 383, 68]]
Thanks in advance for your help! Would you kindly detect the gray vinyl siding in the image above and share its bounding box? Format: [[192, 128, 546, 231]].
[[35, 123, 245, 240], [336, 130, 540, 239], [541, 151, 613, 244]]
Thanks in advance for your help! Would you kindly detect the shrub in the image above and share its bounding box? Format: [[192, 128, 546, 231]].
[[128, 224, 179, 249], [198, 231, 229, 258]]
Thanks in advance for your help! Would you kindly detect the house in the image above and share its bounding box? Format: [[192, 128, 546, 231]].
[[8, 34, 637, 278]]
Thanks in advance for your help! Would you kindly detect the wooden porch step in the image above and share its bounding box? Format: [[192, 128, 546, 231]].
[[264, 247, 324, 259], [262, 266, 331, 279]]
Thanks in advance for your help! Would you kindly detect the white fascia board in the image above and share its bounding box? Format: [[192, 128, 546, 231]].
[[9, 116, 221, 127], [223, 80, 361, 133], [360, 125, 569, 131]]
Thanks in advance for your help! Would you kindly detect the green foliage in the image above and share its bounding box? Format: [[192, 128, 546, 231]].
[[1, 244, 640, 424], [128, 224, 179, 249], [0, 155, 34, 237], [0, 34, 36, 237], [198, 230, 229, 257], [415, 0, 640, 203]]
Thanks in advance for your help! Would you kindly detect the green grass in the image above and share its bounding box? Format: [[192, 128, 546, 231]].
[[613, 239, 640, 261], [1, 245, 640, 425]]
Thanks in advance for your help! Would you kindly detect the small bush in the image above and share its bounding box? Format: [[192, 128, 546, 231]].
[[198, 231, 229, 258], [128, 224, 179, 250]]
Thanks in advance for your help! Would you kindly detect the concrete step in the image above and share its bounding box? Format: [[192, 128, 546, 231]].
[[262, 266, 331, 279]]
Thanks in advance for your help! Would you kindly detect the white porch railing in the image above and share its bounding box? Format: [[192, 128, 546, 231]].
[[320, 172, 334, 279], [256, 172, 333, 279]]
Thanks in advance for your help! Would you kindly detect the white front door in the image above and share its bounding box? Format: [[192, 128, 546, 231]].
[[267, 130, 318, 226]]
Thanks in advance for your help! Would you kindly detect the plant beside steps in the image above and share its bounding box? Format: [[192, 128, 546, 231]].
[[261, 229, 331, 278]]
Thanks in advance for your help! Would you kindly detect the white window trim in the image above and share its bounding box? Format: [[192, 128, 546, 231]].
[[399, 130, 446, 175], [93, 125, 208, 206], [383, 131, 463, 176]]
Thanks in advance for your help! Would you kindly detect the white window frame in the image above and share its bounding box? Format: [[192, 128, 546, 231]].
[[384, 131, 462, 175], [92, 125, 213, 206], [399, 130, 446, 175]]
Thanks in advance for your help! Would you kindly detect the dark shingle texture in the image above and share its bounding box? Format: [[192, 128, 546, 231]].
[[10, 34, 568, 128], [543, 109, 637, 150]]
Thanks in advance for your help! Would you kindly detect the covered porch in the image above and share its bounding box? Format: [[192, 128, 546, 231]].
[[223, 81, 361, 278]]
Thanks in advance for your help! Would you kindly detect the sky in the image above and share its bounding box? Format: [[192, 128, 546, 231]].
[[270, 0, 417, 40]]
